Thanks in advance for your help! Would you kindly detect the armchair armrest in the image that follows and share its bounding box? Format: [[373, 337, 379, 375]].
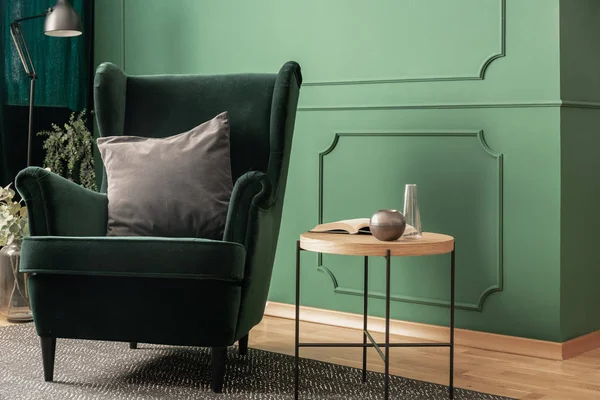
[[225, 170, 282, 340], [223, 170, 272, 246], [15, 167, 108, 236]]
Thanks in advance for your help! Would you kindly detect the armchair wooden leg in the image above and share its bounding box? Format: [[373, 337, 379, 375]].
[[40, 337, 56, 382], [238, 333, 249, 356], [129, 342, 137, 349], [211, 347, 227, 393]]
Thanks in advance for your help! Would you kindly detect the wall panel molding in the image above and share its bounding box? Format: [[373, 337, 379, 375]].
[[303, 0, 506, 87], [298, 100, 600, 112], [299, 101, 559, 112], [317, 130, 504, 311], [561, 101, 600, 109]]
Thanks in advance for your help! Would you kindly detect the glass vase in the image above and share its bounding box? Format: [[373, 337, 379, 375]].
[[402, 184, 423, 239], [0, 241, 33, 322]]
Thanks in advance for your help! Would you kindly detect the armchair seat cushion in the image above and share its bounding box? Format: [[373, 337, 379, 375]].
[[20, 236, 246, 282]]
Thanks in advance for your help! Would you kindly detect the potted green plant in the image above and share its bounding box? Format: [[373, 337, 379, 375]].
[[37, 109, 96, 191], [0, 183, 32, 322]]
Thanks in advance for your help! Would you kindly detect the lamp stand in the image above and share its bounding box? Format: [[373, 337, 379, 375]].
[[9, 11, 50, 167], [26, 78, 36, 168]]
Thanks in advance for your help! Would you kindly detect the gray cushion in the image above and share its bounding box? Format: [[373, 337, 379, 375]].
[[97, 112, 233, 239]]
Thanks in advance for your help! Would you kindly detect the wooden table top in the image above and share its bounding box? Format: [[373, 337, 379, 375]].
[[299, 232, 454, 257]]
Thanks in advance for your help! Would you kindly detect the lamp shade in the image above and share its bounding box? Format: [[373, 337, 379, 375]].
[[44, 0, 82, 37]]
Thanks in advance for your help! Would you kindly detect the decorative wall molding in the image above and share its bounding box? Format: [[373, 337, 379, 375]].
[[561, 100, 600, 110], [303, 0, 506, 87], [120, 1, 505, 87], [264, 302, 600, 360], [299, 101, 562, 112], [298, 100, 600, 112], [317, 130, 504, 312]]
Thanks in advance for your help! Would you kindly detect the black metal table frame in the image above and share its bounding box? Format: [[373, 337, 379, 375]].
[[294, 240, 456, 400]]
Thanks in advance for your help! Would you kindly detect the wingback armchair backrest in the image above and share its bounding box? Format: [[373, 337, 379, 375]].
[[93, 62, 302, 197]]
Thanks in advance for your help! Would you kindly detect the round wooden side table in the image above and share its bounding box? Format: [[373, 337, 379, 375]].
[[294, 232, 456, 400]]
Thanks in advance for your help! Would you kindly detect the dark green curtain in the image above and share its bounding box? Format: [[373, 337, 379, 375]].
[[1, 0, 93, 185], [4, 0, 88, 109]]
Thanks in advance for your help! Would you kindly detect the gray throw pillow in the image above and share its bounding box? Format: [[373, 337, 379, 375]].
[[97, 112, 233, 239]]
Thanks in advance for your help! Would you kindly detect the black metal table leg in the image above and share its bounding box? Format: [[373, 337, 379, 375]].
[[363, 256, 369, 383], [384, 249, 391, 400], [295, 240, 301, 400], [449, 244, 455, 399], [295, 234, 454, 400]]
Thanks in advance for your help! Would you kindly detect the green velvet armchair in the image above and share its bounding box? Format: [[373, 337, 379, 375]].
[[15, 61, 302, 393]]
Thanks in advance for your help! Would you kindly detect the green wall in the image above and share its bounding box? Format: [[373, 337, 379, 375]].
[[93, 0, 599, 342], [559, 0, 600, 341]]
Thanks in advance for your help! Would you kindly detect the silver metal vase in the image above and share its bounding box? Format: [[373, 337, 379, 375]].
[[369, 209, 406, 241]]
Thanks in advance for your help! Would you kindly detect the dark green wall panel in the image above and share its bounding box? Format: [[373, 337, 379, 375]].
[[559, 0, 600, 342], [560, 108, 600, 341]]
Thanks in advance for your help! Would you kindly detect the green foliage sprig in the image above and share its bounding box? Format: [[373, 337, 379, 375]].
[[37, 110, 96, 191], [0, 184, 28, 247]]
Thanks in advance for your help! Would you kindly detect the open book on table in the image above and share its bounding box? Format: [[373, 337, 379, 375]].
[[310, 218, 419, 236], [310, 218, 371, 234]]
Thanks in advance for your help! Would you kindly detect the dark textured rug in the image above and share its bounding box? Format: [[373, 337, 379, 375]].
[[0, 324, 514, 399]]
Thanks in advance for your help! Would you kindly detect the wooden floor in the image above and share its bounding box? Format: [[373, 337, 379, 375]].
[[249, 316, 600, 400], [2, 314, 600, 399]]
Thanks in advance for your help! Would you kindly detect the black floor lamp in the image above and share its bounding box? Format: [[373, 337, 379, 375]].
[[9, 0, 82, 167]]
